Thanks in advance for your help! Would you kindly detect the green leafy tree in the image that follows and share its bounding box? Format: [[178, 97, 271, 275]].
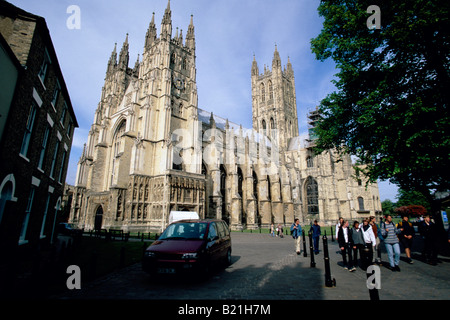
[[310, 1, 450, 208], [381, 199, 396, 216], [396, 188, 431, 212]]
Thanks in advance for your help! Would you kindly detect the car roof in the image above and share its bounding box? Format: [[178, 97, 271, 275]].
[[171, 219, 226, 224]]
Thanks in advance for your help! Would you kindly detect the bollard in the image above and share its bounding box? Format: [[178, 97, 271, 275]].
[[302, 229, 308, 257], [308, 231, 316, 268], [323, 231, 336, 287], [331, 226, 334, 242]]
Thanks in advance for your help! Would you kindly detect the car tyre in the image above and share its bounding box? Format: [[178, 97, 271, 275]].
[[224, 248, 232, 266]]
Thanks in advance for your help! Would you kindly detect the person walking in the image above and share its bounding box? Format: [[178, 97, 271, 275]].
[[381, 214, 402, 271], [398, 214, 415, 264], [369, 216, 382, 265], [360, 218, 377, 271], [350, 220, 365, 269], [277, 224, 284, 238], [290, 218, 303, 255], [375, 217, 385, 265], [309, 220, 321, 254], [335, 217, 344, 240], [338, 220, 355, 271], [418, 214, 439, 265], [270, 223, 275, 237]]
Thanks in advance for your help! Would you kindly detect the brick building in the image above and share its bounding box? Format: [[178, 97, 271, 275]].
[[0, 1, 78, 267]]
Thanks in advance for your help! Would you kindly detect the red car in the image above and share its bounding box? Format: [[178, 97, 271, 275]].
[[142, 219, 232, 277]]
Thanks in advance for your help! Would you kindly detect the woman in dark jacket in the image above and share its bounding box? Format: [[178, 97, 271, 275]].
[[398, 215, 415, 264]]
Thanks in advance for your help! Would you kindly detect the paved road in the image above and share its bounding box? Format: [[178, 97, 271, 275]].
[[55, 232, 450, 300]]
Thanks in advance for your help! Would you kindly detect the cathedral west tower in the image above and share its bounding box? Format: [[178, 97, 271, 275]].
[[73, 1, 205, 232]]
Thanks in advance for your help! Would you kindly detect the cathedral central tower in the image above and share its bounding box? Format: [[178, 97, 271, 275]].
[[251, 46, 299, 152]]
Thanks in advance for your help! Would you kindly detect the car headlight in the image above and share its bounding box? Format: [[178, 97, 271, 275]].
[[181, 253, 198, 259], [144, 251, 156, 258]]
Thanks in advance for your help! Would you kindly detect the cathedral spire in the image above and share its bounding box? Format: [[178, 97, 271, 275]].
[[251, 54, 259, 77], [161, 0, 172, 39], [186, 14, 195, 50], [133, 54, 140, 75], [106, 42, 117, 76], [179, 28, 183, 45], [272, 43, 281, 69], [118, 33, 129, 70], [286, 56, 294, 75], [145, 12, 157, 51]]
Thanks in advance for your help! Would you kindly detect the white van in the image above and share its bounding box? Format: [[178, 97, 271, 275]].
[[168, 211, 199, 224]]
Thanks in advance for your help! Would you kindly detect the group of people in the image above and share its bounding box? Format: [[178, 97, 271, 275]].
[[290, 219, 321, 255], [289, 214, 447, 272], [270, 223, 285, 238]]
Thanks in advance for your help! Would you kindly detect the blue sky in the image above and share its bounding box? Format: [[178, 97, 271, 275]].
[[8, 0, 399, 201]]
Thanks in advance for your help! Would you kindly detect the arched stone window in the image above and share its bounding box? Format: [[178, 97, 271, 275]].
[[306, 176, 319, 215], [270, 117, 275, 138], [110, 120, 126, 186], [0, 174, 17, 226], [260, 83, 265, 102], [268, 80, 273, 100], [113, 120, 126, 157], [94, 205, 103, 232], [306, 156, 314, 168], [358, 197, 365, 211]]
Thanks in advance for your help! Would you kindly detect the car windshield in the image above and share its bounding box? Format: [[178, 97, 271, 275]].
[[159, 222, 208, 240]]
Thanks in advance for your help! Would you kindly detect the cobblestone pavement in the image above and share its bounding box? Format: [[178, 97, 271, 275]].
[[54, 232, 450, 301]]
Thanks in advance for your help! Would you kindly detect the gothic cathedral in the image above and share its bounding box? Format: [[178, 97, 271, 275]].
[[70, 1, 382, 232]]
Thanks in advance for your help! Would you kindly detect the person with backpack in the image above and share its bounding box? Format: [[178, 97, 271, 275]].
[[309, 220, 321, 254], [381, 214, 402, 271], [290, 218, 303, 255]]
